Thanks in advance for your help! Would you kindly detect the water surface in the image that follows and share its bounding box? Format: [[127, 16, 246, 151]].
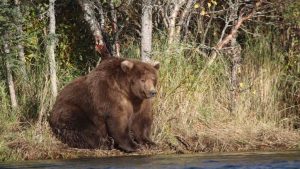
[[1, 151, 300, 169]]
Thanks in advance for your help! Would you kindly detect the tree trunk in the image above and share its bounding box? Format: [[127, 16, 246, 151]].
[[78, 0, 111, 58], [141, 0, 153, 62], [228, 2, 241, 113], [92, 0, 105, 29], [4, 43, 18, 109], [110, 1, 120, 57], [182, 11, 193, 42], [14, 0, 27, 78], [48, 0, 58, 98], [175, 0, 195, 40], [168, 0, 185, 45], [229, 36, 241, 113]]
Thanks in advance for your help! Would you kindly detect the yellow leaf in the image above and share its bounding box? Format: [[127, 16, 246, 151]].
[[211, 0, 217, 5], [208, 2, 211, 8], [200, 9, 206, 16], [239, 82, 244, 88], [238, 67, 241, 73], [194, 3, 200, 9]]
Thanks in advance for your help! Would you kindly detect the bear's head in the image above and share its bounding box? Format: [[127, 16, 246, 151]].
[[121, 60, 159, 99]]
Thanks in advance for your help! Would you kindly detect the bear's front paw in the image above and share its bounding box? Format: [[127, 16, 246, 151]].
[[118, 144, 137, 153], [142, 138, 156, 147], [146, 140, 157, 147]]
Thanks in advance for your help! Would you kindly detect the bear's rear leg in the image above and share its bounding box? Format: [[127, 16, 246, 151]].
[[49, 105, 109, 149], [51, 121, 110, 149]]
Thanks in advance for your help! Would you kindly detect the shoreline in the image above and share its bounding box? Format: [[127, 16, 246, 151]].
[[1, 127, 299, 162], [2, 146, 300, 162]]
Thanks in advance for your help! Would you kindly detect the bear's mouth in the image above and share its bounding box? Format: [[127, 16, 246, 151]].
[[142, 92, 150, 99], [143, 92, 148, 98]]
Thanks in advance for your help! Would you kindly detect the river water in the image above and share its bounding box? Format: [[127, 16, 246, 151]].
[[1, 151, 300, 169]]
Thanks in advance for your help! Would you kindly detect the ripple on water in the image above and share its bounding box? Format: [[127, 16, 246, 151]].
[[0, 151, 300, 169]]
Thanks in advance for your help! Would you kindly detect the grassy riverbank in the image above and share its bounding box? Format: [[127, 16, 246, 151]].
[[1, 38, 300, 161]]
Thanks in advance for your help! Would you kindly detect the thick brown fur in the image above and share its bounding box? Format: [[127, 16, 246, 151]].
[[49, 57, 159, 152], [131, 99, 156, 146]]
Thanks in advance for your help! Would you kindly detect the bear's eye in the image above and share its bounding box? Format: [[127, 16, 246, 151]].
[[141, 79, 146, 82]]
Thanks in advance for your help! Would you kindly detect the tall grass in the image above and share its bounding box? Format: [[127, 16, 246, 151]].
[[0, 35, 299, 161], [151, 36, 300, 152]]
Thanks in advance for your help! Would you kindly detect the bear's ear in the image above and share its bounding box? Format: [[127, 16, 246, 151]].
[[152, 61, 160, 70], [121, 60, 134, 72]]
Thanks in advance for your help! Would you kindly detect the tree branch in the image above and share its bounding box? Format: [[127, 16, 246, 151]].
[[216, 0, 262, 50], [199, 0, 263, 75]]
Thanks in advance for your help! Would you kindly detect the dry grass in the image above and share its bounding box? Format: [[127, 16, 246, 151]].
[[0, 41, 300, 161], [151, 43, 300, 153]]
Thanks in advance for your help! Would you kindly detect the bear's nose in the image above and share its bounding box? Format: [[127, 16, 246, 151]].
[[149, 90, 157, 97]]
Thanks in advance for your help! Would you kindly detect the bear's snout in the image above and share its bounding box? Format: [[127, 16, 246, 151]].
[[149, 89, 157, 97], [144, 88, 157, 98]]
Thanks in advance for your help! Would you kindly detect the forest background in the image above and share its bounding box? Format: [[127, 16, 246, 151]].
[[0, 0, 300, 161]]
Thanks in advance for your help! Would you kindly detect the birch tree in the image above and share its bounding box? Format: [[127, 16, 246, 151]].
[[110, 0, 120, 57], [157, 0, 196, 45], [14, 0, 27, 78], [228, 1, 242, 112], [48, 0, 58, 98], [175, 0, 195, 41], [1, 0, 18, 109], [141, 0, 153, 62], [4, 42, 18, 109], [167, 0, 186, 44], [77, 0, 111, 58]]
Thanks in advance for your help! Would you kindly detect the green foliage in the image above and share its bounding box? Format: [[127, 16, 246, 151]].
[[284, 1, 300, 26], [0, 4, 17, 64]]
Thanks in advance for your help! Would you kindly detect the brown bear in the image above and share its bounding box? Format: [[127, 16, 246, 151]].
[[131, 99, 156, 146], [48, 57, 159, 152]]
